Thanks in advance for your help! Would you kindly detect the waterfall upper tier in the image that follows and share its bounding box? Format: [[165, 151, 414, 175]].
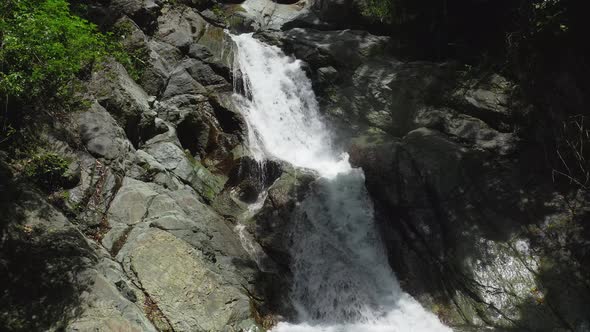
[[231, 33, 351, 179]]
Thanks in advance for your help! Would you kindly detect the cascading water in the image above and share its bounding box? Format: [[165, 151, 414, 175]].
[[231, 33, 451, 332]]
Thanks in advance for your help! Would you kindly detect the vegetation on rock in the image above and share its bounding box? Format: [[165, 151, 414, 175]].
[[0, 0, 140, 146], [0, 0, 107, 101], [23, 152, 69, 191]]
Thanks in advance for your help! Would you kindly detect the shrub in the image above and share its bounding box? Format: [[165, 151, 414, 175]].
[[24, 152, 70, 191], [0, 0, 109, 103]]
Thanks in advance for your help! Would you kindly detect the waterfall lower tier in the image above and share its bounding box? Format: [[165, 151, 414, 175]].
[[231, 32, 450, 332]]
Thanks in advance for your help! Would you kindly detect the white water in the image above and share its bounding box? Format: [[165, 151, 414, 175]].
[[231, 33, 451, 332]]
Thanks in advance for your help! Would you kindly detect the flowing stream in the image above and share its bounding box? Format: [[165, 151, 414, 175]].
[[231, 33, 451, 332]]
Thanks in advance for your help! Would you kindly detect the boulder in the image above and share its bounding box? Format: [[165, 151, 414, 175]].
[[108, 177, 160, 226], [140, 40, 185, 96], [78, 103, 134, 161], [248, 166, 315, 268], [110, 0, 161, 32], [142, 140, 226, 201], [155, 92, 246, 170], [281, 28, 391, 69], [183, 58, 229, 88], [155, 5, 207, 51], [162, 66, 208, 99], [350, 127, 590, 329], [117, 229, 252, 331], [90, 61, 150, 122], [237, 0, 311, 30], [88, 60, 153, 147], [452, 73, 519, 130]]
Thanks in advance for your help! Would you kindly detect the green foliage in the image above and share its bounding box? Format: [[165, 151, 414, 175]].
[[24, 152, 69, 191], [211, 4, 226, 19], [109, 19, 150, 81], [0, 0, 109, 103], [530, 0, 569, 36], [360, 0, 428, 25], [361, 0, 395, 22]]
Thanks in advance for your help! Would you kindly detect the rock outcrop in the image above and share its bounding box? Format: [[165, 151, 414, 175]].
[[259, 14, 590, 330], [0, 2, 281, 331], [2, 0, 589, 331]]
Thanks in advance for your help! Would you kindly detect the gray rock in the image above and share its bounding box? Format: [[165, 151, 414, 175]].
[[323, 59, 456, 138], [0, 166, 97, 331], [155, 5, 207, 51], [414, 106, 517, 155], [110, 0, 160, 19], [282, 28, 391, 68], [183, 58, 228, 87], [349, 126, 590, 329], [108, 177, 159, 225], [66, 265, 156, 332], [188, 43, 214, 60], [154, 91, 246, 172], [162, 66, 208, 99], [88, 60, 152, 148], [144, 141, 186, 170], [316, 66, 339, 85], [249, 167, 315, 267], [78, 103, 134, 161], [236, 0, 310, 30], [119, 228, 252, 331], [115, 15, 148, 51], [142, 140, 226, 201], [141, 40, 185, 96], [149, 39, 184, 66], [66, 153, 123, 230], [200, 9, 225, 26], [452, 73, 517, 128]]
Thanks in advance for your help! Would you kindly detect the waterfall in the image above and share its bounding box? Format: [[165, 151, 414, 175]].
[[231, 33, 451, 332]]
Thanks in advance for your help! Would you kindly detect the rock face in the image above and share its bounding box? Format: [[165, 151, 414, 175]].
[[0, 2, 276, 331], [261, 17, 590, 331], [120, 229, 250, 331], [2, 1, 589, 331]]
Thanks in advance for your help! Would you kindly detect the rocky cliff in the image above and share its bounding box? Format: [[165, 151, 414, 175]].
[[1, 1, 273, 330], [252, 2, 590, 330], [1, 0, 589, 331]]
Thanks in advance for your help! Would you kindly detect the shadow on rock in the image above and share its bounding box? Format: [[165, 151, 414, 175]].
[[0, 161, 97, 331]]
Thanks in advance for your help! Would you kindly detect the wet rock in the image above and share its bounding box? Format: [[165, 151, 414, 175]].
[[349, 126, 590, 329], [249, 166, 315, 267]]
